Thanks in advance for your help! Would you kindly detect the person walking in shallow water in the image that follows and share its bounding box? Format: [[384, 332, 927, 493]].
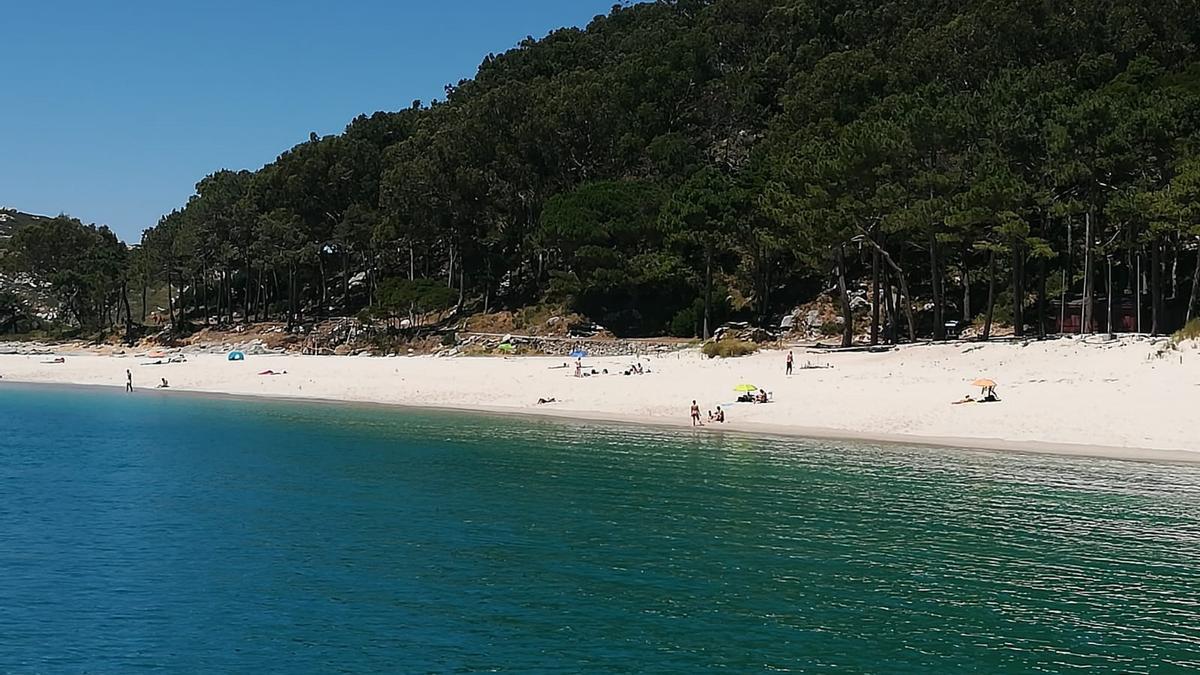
[[125, 369, 133, 393], [786, 350, 794, 376]]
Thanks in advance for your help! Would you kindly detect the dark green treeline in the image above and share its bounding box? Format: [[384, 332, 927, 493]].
[[10, 0, 1200, 342]]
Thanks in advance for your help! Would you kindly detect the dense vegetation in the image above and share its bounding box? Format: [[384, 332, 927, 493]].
[[9, 0, 1200, 343]]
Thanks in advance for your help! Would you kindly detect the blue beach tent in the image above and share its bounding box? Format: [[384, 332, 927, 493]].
[[227, 351, 245, 361]]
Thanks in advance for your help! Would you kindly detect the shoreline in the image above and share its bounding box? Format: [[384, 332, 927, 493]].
[[4, 377, 1198, 466]]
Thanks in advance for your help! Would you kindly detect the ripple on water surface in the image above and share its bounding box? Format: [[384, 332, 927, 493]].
[[1, 385, 1199, 672]]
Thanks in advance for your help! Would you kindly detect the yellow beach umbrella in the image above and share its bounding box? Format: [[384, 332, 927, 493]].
[[972, 378, 996, 388], [733, 383, 758, 392]]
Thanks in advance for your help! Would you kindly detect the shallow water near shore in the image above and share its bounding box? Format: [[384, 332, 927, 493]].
[[2, 385, 1200, 672]]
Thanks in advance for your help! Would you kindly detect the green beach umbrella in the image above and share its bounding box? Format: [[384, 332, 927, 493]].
[[498, 343, 515, 353], [733, 383, 758, 392]]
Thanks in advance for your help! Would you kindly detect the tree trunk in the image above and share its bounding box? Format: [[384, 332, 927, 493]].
[[458, 266, 465, 310], [1151, 240, 1163, 335], [259, 269, 268, 322], [166, 267, 176, 326], [1012, 245, 1024, 338], [983, 249, 997, 341], [929, 232, 944, 340], [121, 282, 134, 344], [318, 253, 328, 315], [1036, 214, 1048, 338], [483, 258, 492, 315], [854, 228, 915, 341], [1170, 243, 1179, 299], [836, 245, 853, 347], [140, 280, 147, 323], [1082, 211, 1093, 334], [870, 247, 881, 346], [371, 251, 379, 308], [287, 263, 297, 331], [1106, 256, 1115, 335], [896, 270, 916, 342], [216, 269, 225, 324], [272, 267, 281, 322], [241, 255, 249, 322], [1136, 250, 1143, 333], [702, 246, 712, 341], [1037, 256, 1048, 339], [885, 272, 899, 345], [962, 265, 971, 325], [1188, 245, 1200, 323], [1060, 217, 1071, 335], [537, 250, 545, 294], [245, 265, 254, 320], [342, 252, 350, 306], [761, 247, 773, 326]]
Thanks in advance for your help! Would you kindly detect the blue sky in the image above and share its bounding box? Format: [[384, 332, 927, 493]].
[[1, 1, 630, 241]]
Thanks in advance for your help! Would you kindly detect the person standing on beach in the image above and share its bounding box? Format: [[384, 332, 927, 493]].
[[125, 369, 133, 393], [786, 350, 794, 376], [691, 400, 702, 426]]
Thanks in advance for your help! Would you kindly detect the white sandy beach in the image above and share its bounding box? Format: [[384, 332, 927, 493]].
[[2, 337, 1198, 460]]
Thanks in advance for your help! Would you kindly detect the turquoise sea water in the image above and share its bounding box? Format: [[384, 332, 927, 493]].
[[2, 385, 1199, 673]]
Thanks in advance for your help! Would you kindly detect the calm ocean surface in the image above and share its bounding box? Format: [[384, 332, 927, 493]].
[[1, 385, 1199, 673]]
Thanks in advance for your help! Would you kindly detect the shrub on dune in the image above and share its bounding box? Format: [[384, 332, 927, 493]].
[[702, 339, 757, 359]]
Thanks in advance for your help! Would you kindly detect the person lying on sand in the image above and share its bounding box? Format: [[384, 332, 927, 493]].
[[42, 357, 66, 364], [258, 369, 287, 376], [536, 397, 557, 405], [951, 395, 975, 405]]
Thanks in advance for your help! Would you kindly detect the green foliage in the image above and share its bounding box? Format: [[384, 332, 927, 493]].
[[376, 278, 456, 319], [25, 0, 1200, 339], [669, 294, 732, 338], [0, 290, 35, 334], [9, 216, 127, 330], [819, 320, 844, 337], [669, 307, 698, 338], [701, 339, 758, 359]]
